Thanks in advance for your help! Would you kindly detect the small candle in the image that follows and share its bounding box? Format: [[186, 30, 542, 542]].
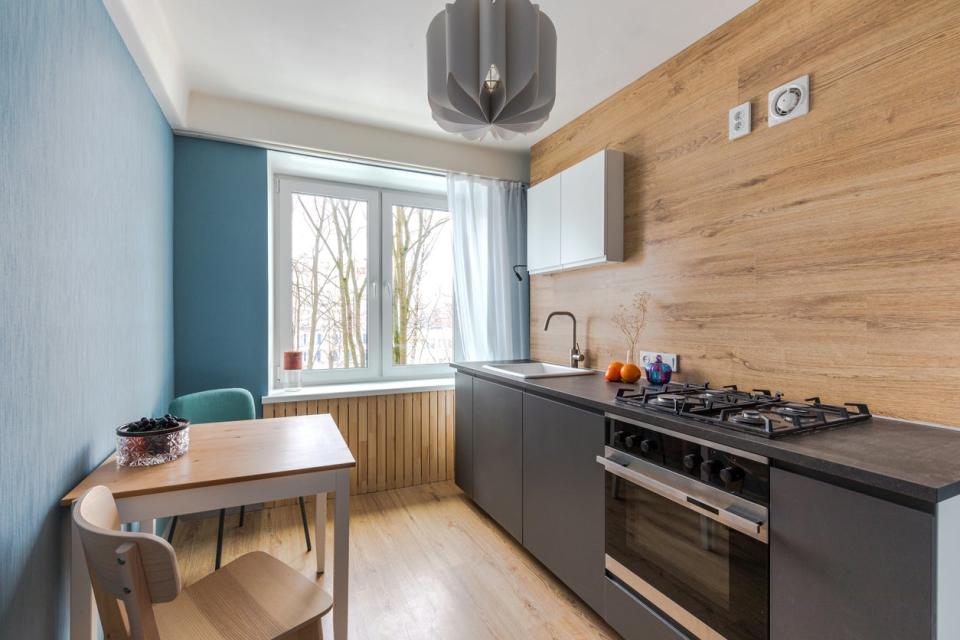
[[282, 351, 303, 392], [283, 350, 303, 371]]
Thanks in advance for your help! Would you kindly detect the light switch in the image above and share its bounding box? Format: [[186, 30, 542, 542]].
[[639, 351, 679, 372], [728, 102, 751, 140]]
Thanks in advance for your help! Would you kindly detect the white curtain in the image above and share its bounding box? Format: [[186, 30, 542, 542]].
[[449, 173, 529, 362]]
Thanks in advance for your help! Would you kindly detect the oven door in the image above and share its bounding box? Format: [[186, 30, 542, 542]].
[[598, 448, 768, 640]]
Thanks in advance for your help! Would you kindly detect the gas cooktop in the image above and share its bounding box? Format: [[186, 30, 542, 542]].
[[614, 382, 871, 438]]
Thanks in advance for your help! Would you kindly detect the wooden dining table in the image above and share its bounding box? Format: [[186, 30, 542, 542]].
[[61, 414, 356, 640]]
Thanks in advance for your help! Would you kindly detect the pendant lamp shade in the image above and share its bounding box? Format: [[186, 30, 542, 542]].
[[426, 0, 557, 141]]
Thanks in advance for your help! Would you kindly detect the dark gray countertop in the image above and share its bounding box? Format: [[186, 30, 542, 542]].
[[452, 361, 960, 506]]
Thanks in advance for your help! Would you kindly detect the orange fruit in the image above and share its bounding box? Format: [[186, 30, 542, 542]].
[[620, 363, 642, 383], [605, 362, 623, 381]]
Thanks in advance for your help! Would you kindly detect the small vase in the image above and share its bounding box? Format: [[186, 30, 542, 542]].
[[625, 346, 636, 365], [645, 355, 673, 386], [283, 350, 303, 392]]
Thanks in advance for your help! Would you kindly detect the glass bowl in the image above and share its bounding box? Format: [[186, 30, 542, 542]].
[[116, 419, 190, 467]]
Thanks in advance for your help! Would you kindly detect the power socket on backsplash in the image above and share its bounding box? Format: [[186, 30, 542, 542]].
[[639, 351, 679, 372]]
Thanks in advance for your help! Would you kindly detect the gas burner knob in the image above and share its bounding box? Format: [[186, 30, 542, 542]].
[[612, 430, 625, 446], [683, 453, 703, 472], [720, 466, 745, 489], [624, 434, 638, 448], [701, 459, 723, 476], [640, 439, 658, 453]]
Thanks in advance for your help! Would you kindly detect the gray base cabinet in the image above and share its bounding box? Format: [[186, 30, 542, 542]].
[[472, 377, 524, 541], [522, 392, 605, 613], [455, 370, 946, 640], [454, 372, 474, 498], [770, 467, 933, 640]]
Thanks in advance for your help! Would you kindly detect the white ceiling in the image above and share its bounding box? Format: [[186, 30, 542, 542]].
[[155, 0, 756, 151]]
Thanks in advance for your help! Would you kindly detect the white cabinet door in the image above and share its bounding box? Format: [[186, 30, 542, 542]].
[[560, 150, 607, 268], [527, 172, 562, 273]]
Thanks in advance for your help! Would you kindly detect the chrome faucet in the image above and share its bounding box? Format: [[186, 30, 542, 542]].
[[543, 311, 585, 368]]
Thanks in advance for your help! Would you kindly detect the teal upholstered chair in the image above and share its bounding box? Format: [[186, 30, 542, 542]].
[[166, 388, 312, 569], [168, 388, 255, 427]]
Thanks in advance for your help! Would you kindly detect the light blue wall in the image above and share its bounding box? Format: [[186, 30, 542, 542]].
[[0, 0, 174, 637], [173, 137, 269, 408]]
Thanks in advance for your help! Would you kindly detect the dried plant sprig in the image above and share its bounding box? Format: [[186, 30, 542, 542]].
[[612, 292, 651, 357]]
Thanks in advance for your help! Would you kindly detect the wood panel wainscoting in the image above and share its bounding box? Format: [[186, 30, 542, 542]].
[[263, 390, 455, 498], [529, 0, 960, 427]]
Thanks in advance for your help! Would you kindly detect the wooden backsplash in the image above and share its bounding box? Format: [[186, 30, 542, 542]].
[[530, 0, 960, 426]]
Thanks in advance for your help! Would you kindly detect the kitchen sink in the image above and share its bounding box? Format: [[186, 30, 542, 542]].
[[482, 362, 596, 379]]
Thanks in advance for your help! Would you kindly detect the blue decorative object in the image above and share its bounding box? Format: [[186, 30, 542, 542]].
[[645, 355, 673, 385]]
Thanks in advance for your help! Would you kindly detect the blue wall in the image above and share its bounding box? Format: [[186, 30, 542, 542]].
[[173, 137, 269, 407], [0, 0, 174, 637]]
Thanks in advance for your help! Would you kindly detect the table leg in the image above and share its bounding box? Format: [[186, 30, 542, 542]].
[[137, 519, 156, 535], [315, 492, 327, 574], [70, 510, 96, 640], [333, 470, 350, 639]]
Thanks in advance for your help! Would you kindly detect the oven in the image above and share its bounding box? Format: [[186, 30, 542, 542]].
[[599, 414, 769, 640]]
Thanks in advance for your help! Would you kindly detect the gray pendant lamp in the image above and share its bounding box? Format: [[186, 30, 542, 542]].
[[426, 0, 557, 141]]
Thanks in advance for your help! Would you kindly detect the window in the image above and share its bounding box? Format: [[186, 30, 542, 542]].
[[384, 193, 454, 369], [274, 176, 453, 386]]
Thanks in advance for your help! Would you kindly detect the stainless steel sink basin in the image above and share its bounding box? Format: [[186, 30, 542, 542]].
[[482, 362, 596, 379]]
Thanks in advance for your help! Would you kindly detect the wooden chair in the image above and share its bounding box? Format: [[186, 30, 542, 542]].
[[73, 485, 332, 640]]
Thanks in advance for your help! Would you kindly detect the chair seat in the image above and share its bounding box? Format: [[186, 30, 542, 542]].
[[154, 551, 332, 640]]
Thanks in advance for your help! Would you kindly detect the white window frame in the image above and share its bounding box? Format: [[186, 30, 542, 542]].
[[380, 190, 454, 380], [273, 175, 452, 389]]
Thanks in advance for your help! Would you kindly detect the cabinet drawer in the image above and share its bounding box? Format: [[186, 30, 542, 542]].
[[604, 577, 688, 640]]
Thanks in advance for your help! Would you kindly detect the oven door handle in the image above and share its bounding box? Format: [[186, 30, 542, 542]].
[[598, 454, 768, 543]]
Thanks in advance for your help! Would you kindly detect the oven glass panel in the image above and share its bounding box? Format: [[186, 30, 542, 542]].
[[606, 472, 768, 640]]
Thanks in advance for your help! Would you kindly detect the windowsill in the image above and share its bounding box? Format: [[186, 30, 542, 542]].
[[262, 377, 455, 403]]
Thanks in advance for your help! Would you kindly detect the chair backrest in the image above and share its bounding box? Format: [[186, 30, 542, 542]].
[[168, 388, 256, 424], [73, 486, 182, 639]]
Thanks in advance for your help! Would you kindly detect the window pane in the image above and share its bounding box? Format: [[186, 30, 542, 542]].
[[291, 193, 368, 370], [391, 206, 453, 366]]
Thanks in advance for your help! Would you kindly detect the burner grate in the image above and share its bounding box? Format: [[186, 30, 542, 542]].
[[614, 383, 870, 438]]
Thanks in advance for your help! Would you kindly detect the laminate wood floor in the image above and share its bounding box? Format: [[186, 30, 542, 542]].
[[171, 481, 618, 640]]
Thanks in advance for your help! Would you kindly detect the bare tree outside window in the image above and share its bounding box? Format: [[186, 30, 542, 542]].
[[290, 193, 369, 370], [391, 206, 453, 366], [286, 187, 453, 378]]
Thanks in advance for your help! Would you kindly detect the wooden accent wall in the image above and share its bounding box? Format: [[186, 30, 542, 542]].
[[263, 391, 455, 495], [530, 0, 960, 426]]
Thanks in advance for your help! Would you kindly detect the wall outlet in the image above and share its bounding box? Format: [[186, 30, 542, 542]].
[[639, 351, 679, 372], [728, 102, 751, 140]]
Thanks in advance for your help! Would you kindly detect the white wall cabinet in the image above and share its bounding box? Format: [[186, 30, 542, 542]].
[[526, 149, 623, 275], [526, 172, 562, 273]]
